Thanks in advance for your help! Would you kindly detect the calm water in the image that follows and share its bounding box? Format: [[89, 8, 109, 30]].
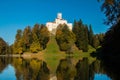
[[0, 56, 113, 80]]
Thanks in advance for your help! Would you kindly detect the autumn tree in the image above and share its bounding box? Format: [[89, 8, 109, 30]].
[[13, 24, 50, 53], [22, 26, 32, 52], [30, 24, 42, 53], [13, 29, 24, 54], [0, 37, 9, 55], [39, 24, 50, 49], [56, 24, 76, 53]]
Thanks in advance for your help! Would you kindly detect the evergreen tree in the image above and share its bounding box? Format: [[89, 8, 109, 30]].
[[73, 20, 88, 52], [92, 35, 100, 49], [88, 24, 94, 46]]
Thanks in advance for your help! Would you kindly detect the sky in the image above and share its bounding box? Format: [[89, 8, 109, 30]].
[[0, 0, 109, 45]]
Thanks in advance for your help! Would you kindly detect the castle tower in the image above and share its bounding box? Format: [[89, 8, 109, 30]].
[[57, 13, 62, 19]]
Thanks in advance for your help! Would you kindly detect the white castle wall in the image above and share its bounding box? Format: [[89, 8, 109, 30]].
[[46, 13, 72, 33]]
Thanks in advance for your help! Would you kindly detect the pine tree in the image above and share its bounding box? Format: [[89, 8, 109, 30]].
[[88, 24, 94, 46], [73, 20, 89, 52]]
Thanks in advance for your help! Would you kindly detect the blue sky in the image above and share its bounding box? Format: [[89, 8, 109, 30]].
[[0, 0, 109, 45]]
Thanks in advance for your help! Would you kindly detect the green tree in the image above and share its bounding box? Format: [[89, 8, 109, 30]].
[[88, 25, 94, 46], [56, 24, 76, 53], [73, 20, 89, 52], [92, 35, 100, 49]]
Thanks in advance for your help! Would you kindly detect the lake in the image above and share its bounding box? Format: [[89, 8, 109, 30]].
[[0, 55, 112, 80]]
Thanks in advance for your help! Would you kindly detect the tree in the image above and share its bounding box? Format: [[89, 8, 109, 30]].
[[56, 24, 76, 53], [13, 29, 24, 54], [88, 25, 94, 46], [99, 0, 120, 25], [30, 24, 42, 53], [92, 35, 100, 49], [0, 37, 9, 55], [73, 20, 89, 52], [39, 24, 50, 49], [22, 26, 32, 52]]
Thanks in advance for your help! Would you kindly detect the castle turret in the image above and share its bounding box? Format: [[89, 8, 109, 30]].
[[57, 13, 62, 19]]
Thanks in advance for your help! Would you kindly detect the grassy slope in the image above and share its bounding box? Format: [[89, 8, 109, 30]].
[[42, 36, 66, 76]]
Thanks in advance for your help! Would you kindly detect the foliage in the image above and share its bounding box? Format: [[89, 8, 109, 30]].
[[0, 37, 9, 55], [13, 29, 24, 54], [30, 41, 42, 53], [99, 0, 120, 25], [102, 21, 120, 55], [88, 25, 94, 46], [22, 26, 32, 52], [39, 25, 50, 49], [12, 58, 50, 80], [56, 24, 76, 53], [92, 35, 100, 49], [56, 58, 76, 80], [75, 58, 89, 80], [73, 20, 89, 52], [13, 24, 50, 54]]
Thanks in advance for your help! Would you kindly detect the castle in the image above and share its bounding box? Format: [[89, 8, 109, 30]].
[[46, 13, 72, 34]]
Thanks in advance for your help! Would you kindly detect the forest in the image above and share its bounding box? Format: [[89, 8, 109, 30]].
[[0, 19, 104, 55]]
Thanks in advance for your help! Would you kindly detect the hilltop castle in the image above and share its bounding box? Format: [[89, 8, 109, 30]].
[[46, 13, 72, 34]]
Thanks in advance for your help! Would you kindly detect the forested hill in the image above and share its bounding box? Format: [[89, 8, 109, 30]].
[[0, 19, 104, 55]]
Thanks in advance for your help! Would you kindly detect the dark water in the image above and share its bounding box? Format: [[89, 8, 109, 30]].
[[0, 56, 113, 80]]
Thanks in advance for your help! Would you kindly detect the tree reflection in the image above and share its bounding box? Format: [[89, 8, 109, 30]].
[[0, 56, 115, 80], [100, 59, 120, 80], [56, 56, 76, 80], [74, 58, 89, 80], [0, 57, 12, 73], [12, 58, 50, 80], [56, 56, 112, 80]]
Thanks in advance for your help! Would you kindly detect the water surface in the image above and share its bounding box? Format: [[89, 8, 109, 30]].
[[0, 56, 112, 80]]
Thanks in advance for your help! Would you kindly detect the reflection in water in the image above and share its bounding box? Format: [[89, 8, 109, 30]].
[[12, 58, 50, 80], [0, 65, 16, 80], [56, 57, 111, 80], [0, 57, 12, 73], [74, 58, 89, 80], [0, 56, 114, 80], [56, 56, 76, 80], [89, 60, 111, 80]]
